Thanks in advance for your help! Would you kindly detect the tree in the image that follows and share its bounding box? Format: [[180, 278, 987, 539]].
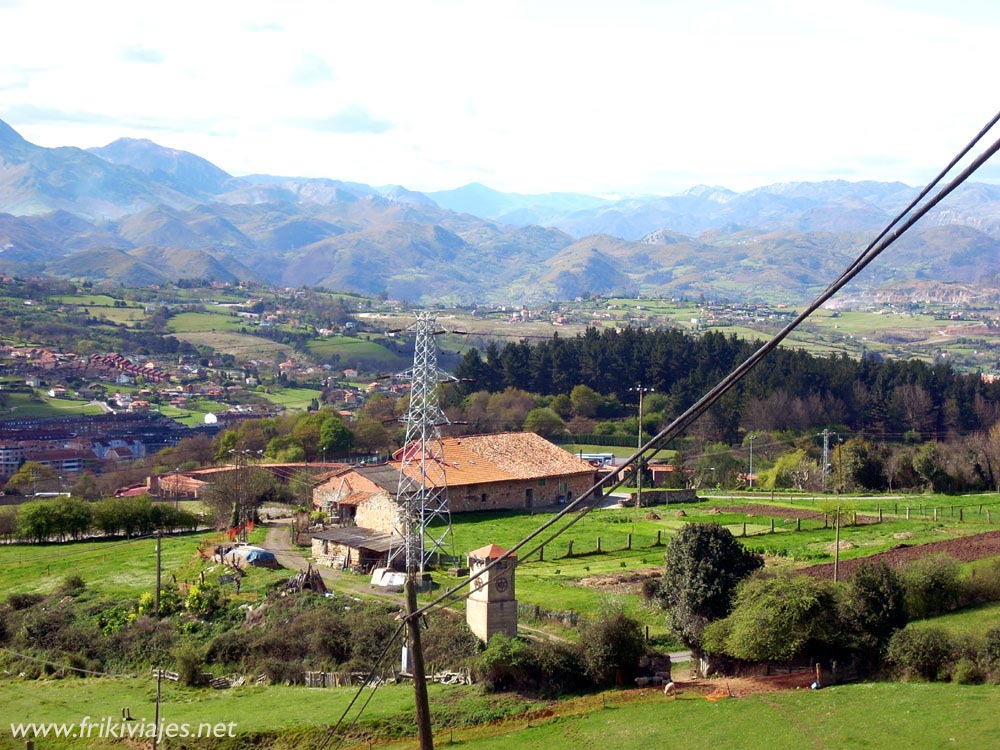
[[319, 415, 354, 458], [523, 407, 566, 438], [704, 573, 843, 663], [840, 560, 908, 666], [577, 609, 646, 687], [569, 385, 601, 418], [5, 461, 55, 495], [660, 523, 763, 653]]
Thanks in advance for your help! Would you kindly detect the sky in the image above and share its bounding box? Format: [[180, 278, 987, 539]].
[[1, 0, 999, 197]]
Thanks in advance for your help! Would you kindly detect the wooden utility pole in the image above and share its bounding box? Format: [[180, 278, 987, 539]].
[[155, 531, 162, 616], [833, 507, 841, 582], [405, 576, 434, 750]]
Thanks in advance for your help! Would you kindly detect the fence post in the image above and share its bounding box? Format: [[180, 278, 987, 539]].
[[960, 508, 963, 522], [539, 545, 544, 562], [567, 540, 574, 557], [742, 522, 747, 537], [656, 530, 661, 545], [796, 518, 801, 532], [988, 510, 992, 524], [878, 508, 883, 523], [906, 507, 910, 520], [770, 519, 775, 534], [627, 533, 632, 550], [934, 508, 938, 521], [596, 536, 602, 553]]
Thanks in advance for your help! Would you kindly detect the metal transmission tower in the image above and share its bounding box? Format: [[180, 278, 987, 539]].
[[388, 312, 457, 574]]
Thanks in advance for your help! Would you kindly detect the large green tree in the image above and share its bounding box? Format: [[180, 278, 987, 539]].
[[660, 523, 763, 653]]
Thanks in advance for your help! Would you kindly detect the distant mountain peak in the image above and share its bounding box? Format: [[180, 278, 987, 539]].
[[88, 137, 232, 197], [0, 118, 27, 145]]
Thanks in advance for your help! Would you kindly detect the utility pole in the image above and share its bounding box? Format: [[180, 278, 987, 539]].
[[833, 507, 841, 582], [630, 385, 653, 508], [748, 434, 756, 490], [821, 429, 830, 492], [152, 667, 162, 750], [405, 576, 434, 750], [155, 530, 162, 617]]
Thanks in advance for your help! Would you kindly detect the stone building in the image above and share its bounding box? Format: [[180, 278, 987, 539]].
[[312, 432, 599, 535]]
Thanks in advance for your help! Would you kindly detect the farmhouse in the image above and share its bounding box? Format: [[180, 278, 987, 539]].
[[313, 432, 599, 537]]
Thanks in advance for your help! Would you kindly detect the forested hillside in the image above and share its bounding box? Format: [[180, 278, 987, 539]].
[[453, 327, 1000, 441]]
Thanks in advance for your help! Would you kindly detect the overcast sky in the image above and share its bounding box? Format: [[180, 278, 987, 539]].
[[1, 0, 998, 196]]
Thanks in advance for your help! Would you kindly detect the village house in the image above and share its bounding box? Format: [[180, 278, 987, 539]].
[[312, 433, 599, 562]]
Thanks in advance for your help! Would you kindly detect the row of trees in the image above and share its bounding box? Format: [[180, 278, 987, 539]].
[[0, 496, 199, 543]]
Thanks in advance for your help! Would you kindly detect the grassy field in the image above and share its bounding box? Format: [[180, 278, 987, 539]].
[[0, 527, 287, 602], [256, 386, 324, 410], [401, 682, 1000, 750], [306, 335, 408, 369], [0, 678, 540, 750], [2, 392, 107, 420], [168, 331, 291, 359], [166, 311, 244, 334], [908, 601, 1000, 637], [2, 678, 996, 750]]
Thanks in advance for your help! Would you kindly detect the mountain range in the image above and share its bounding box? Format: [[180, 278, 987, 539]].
[[3, 117, 1000, 304]]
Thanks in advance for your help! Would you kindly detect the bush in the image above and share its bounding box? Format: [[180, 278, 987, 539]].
[[984, 626, 1000, 666], [578, 609, 646, 687], [421, 612, 480, 673], [959, 560, 1000, 607], [886, 628, 954, 681], [57, 575, 86, 597], [7, 592, 44, 611], [206, 629, 250, 668], [477, 634, 534, 691], [173, 642, 208, 687], [901, 554, 960, 619], [951, 657, 985, 685]]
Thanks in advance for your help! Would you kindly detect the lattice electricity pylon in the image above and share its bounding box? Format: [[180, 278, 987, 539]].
[[387, 312, 458, 574]]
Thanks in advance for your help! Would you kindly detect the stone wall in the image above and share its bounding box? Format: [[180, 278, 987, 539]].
[[356, 493, 400, 534], [450, 472, 596, 512]]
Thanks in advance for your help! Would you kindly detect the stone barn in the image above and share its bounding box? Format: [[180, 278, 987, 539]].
[[312, 432, 599, 537]]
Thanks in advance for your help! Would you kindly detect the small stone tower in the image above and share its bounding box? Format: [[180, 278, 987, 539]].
[[465, 543, 517, 643]]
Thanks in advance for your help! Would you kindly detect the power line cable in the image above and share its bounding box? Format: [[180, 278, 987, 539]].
[[408, 110, 1000, 622]]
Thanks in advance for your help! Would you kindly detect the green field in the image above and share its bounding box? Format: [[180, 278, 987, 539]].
[[908, 601, 1000, 638], [257, 386, 324, 410], [1, 678, 997, 750], [0, 527, 286, 601], [166, 311, 244, 334], [2, 392, 107, 420], [307, 334, 408, 369]]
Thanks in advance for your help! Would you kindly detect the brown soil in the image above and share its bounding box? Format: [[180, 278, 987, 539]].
[[803, 529, 1000, 580], [647, 672, 816, 699]]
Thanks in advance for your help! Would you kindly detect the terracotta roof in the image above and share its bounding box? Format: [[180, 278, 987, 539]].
[[469, 543, 514, 560]]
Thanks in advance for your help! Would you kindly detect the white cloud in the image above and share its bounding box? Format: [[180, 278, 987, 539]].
[[0, 0, 998, 195]]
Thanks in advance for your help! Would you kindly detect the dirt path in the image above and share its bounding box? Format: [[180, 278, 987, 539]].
[[262, 521, 403, 602]]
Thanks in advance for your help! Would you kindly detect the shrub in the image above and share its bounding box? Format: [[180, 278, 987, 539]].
[[57, 575, 86, 597], [959, 560, 1000, 607], [578, 609, 646, 687], [984, 626, 1000, 666], [7, 592, 44, 611], [421, 612, 480, 673], [951, 657, 985, 685], [477, 634, 534, 691], [206, 629, 250, 668], [886, 628, 954, 681], [901, 554, 960, 619], [172, 642, 208, 687]]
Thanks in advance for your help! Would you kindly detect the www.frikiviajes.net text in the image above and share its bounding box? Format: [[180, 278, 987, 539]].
[[9, 717, 238, 742]]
